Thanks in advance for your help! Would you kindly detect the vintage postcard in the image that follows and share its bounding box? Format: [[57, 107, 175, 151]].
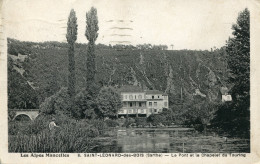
[[0, 0, 260, 163]]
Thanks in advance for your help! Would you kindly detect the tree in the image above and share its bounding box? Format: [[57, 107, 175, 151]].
[[96, 87, 122, 118], [39, 87, 71, 115], [73, 89, 97, 119], [213, 8, 250, 137], [66, 9, 78, 98], [226, 8, 250, 104], [85, 7, 99, 89], [8, 57, 39, 109]]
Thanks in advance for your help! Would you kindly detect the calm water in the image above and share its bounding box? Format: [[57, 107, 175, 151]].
[[93, 128, 250, 153]]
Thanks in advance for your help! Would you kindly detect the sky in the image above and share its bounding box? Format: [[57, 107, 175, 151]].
[[2, 0, 251, 50]]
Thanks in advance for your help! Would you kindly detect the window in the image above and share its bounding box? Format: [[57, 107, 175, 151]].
[[133, 102, 136, 107], [135, 95, 136, 99], [130, 102, 133, 107], [138, 95, 142, 99], [164, 102, 168, 107], [139, 102, 142, 107], [141, 109, 144, 113], [154, 109, 157, 112], [154, 102, 157, 107], [149, 102, 152, 107], [125, 95, 127, 99], [158, 96, 160, 98], [129, 95, 133, 100], [152, 96, 154, 99], [129, 109, 132, 114], [134, 109, 137, 113]]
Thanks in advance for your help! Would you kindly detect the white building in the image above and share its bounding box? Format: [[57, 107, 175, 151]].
[[118, 86, 168, 117]]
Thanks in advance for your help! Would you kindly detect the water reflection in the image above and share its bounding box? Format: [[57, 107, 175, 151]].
[[93, 128, 250, 153], [117, 129, 182, 153]]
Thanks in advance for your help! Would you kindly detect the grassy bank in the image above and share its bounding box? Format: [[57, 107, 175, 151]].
[[8, 116, 118, 153]]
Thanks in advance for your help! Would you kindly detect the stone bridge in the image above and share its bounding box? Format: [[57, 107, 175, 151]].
[[10, 109, 40, 121]]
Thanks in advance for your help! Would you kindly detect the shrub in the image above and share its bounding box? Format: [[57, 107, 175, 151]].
[[87, 119, 108, 135], [105, 119, 119, 127], [122, 118, 135, 127], [134, 118, 148, 127], [96, 87, 122, 118], [147, 114, 166, 126], [40, 88, 71, 115], [85, 127, 99, 137], [8, 121, 30, 135], [73, 89, 97, 119]]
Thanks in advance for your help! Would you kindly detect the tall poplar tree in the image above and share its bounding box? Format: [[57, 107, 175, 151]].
[[85, 7, 99, 89], [66, 9, 78, 98]]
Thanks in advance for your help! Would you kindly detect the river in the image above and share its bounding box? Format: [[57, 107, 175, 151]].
[[92, 128, 250, 153]]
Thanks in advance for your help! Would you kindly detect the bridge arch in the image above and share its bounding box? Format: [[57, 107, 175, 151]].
[[13, 114, 32, 121], [10, 109, 40, 121]]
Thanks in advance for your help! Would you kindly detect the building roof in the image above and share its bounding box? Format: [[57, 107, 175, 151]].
[[118, 85, 167, 95], [145, 90, 164, 94]]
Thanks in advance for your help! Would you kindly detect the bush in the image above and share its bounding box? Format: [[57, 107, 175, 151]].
[[122, 118, 135, 127], [87, 119, 108, 135], [73, 89, 97, 119], [134, 118, 148, 127], [96, 87, 122, 118], [40, 88, 71, 115], [26, 115, 50, 135], [147, 114, 166, 126], [85, 127, 99, 137], [8, 121, 30, 135], [105, 119, 119, 127]]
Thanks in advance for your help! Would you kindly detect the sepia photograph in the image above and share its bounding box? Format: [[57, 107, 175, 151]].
[[1, 0, 258, 160]]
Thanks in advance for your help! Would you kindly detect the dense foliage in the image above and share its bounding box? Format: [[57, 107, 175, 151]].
[[212, 8, 250, 138], [85, 7, 99, 88], [73, 88, 98, 119], [8, 57, 39, 109], [8, 110, 118, 152], [96, 87, 122, 118], [7, 40, 228, 108], [66, 9, 78, 98], [40, 87, 71, 115]]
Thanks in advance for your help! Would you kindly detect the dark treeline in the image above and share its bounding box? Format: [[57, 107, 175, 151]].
[[8, 38, 171, 55]]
